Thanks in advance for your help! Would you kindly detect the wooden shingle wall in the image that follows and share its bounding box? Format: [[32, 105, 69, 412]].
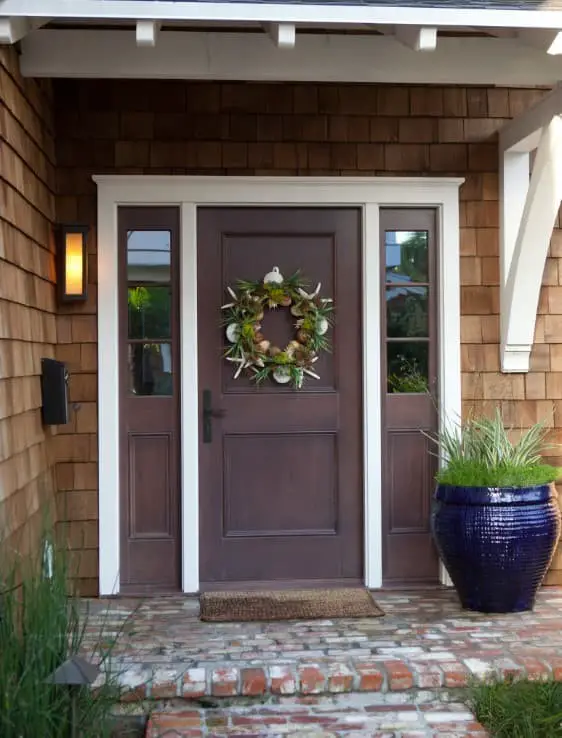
[[53, 80, 562, 591], [0, 47, 57, 558]]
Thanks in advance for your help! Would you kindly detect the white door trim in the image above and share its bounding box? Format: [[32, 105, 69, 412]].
[[94, 175, 463, 595]]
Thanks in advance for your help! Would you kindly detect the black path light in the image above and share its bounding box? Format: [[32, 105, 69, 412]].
[[47, 655, 100, 738]]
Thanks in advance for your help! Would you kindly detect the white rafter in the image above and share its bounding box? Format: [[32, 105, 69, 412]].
[[548, 31, 562, 55], [395, 25, 437, 52], [500, 84, 562, 372], [518, 28, 562, 54], [0, 15, 46, 44], [136, 19, 160, 47], [265, 22, 296, 49]]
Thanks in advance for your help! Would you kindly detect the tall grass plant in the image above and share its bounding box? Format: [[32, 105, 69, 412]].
[[426, 409, 560, 487], [0, 524, 125, 738]]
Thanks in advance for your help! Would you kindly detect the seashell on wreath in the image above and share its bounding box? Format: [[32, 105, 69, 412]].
[[263, 266, 284, 285], [272, 366, 292, 384], [226, 323, 240, 343]]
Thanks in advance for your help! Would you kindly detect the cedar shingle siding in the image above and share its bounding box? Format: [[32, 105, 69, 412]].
[[1, 76, 555, 592], [0, 47, 58, 558]]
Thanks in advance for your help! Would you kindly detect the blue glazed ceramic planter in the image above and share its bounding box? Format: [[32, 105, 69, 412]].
[[431, 484, 561, 613]]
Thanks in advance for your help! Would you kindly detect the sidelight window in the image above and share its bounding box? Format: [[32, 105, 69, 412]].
[[126, 230, 173, 396], [384, 229, 432, 394]]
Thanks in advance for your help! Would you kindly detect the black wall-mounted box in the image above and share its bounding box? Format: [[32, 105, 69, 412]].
[[41, 358, 69, 426]]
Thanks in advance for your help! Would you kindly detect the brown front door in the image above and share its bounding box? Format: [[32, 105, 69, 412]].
[[198, 208, 363, 589], [118, 207, 181, 594], [381, 209, 440, 586]]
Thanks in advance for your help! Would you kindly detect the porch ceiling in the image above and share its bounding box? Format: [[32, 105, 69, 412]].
[[6, 0, 562, 54], [6, 0, 562, 74], [6, 0, 562, 22]]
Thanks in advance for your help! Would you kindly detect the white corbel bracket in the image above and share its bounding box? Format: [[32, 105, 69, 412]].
[[500, 85, 562, 373], [395, 25, 437, 52], [265, 22, 296, 49]]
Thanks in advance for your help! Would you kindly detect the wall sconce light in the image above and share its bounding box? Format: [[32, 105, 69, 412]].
[[57, 225, 89, 303]]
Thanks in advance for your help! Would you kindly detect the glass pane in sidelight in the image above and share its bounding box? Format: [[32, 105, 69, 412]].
[[385, 230, 429, 283], [128, 343, 173, 396], [128, 286, 171, 339], [387, 342, 429, 394], [127, 230, 171, 283], [386, 286, 429, 339]]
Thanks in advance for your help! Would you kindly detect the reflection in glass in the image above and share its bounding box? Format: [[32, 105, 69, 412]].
[[128, 343, 173, 396], [386, 286, 428, 338], [128, 286, 171, 339], [127, 230, 171, 283], [387, 342, 429, 394], [385, 230, 428, 282]]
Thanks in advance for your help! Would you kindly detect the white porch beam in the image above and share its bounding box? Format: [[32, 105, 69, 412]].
[[19, 30, 562, 85], [500, 82, 562, 153], [136, 19, 160, 47], [0, 15, 46, 44], [501, 117, 562, 372], [394, 26, 437, 52], [265, 22, 296, 49]]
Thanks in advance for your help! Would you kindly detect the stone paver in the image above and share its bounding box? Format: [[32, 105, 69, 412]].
[[83, 588, 562, 702], [145, 694, 488, 737]]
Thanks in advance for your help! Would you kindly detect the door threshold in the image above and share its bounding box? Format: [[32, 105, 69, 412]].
[[199, 578, 365, 592]]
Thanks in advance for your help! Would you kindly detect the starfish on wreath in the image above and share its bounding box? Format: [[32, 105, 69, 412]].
[[226, 352, 251, 379], [226, 350, 264, 379]]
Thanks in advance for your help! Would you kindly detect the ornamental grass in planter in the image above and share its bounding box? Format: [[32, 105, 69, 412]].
[[428, 410, 562, 613]]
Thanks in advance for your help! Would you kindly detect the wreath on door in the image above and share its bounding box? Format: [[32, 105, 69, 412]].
[[222, 266, 333, 389]]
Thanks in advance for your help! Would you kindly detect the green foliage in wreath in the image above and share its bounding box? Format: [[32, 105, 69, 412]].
[[222, 267, 333, 389]]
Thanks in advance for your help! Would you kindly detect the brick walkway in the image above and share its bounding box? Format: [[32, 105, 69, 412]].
[[85, 588, 562, 736], [85, 588, 562, 700]]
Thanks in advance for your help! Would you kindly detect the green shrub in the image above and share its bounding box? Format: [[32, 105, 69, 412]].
[[0, 527, 124, 738], [426, 409, 561, 488], [471, 679, 562, 738]]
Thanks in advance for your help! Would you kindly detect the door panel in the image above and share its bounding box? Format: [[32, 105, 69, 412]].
[[223, 433, 337, 537], [198, 208, 363, 589], [381, 209, 439, 586], [118, 208, 181, 594]]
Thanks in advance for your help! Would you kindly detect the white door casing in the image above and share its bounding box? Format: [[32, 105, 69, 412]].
[[94, 175, 462, 595]]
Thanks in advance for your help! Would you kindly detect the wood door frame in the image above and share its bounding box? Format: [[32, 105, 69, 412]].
[[94, 175, 463, 595]]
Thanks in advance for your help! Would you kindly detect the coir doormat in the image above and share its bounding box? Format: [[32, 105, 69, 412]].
[[199, 588, 384, 622]]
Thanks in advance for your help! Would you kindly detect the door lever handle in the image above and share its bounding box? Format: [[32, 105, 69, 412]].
[[202, 389, 225, 442]]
